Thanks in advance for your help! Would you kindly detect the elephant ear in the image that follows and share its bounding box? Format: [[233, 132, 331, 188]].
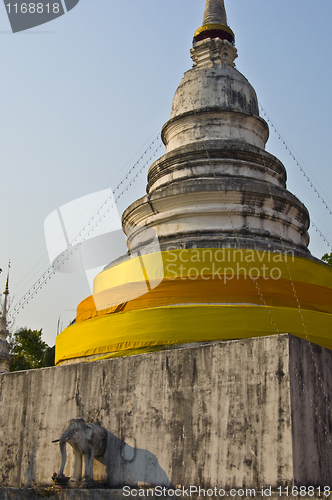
[[85, 424, 94, 440]]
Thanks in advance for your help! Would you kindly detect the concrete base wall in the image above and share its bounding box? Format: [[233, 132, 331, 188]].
[[0, 334, 331, 490]]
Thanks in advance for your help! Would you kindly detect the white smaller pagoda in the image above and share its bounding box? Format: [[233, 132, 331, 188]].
[[0, 266, 11, 373]]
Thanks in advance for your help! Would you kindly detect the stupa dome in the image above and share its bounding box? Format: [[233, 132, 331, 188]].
[[170, 66, 259, 119], [162, 37, 269, 154]]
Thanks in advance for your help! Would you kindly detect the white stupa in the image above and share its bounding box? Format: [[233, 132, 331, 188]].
[[0, 268, 11, 373], [55, 0, 332, 366]]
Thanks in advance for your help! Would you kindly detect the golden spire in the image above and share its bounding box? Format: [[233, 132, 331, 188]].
[[3, 261, 10, 295], [203, 0, 227, 25], [194, 0, 235, 44]]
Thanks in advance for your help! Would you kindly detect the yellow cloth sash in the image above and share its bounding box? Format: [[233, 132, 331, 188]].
[[56, 305, 332, 364], [55, 249, 332, 365]]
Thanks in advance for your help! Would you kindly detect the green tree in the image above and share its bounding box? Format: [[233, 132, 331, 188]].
[[322, 252, 332, 267], [9, 328, 55, 372]]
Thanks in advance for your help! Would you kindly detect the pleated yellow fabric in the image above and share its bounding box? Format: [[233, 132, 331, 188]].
[[76, 277, 332, 323], [55, 249, 332, 365], [56, 305, 332, 364], [93, 249, 332, 291]]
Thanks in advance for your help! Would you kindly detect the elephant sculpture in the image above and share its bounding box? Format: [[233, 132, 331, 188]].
[[54, 418, 107, 485]]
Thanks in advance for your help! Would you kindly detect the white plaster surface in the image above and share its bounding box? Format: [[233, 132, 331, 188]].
[[122, 36, 309, 256], [0, 335, 331, 489]]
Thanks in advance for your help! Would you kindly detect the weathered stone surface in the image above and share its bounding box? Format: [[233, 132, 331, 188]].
[[122, 36, 310, 257], [169, 68, 259, 123], [121, 21, 311, 259], [0, 488, 123, 499], [0, 335, 331, 489], [123, 173, 310, 255], [146, 142, 287, 193], [0, 489, 329, 500]]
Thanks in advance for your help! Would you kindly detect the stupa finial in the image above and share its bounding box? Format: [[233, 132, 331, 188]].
[[4, 261, 10, 295], [203, 0, 227, 25], [194, 0, 235, 44], [1, 261, 10, 330]]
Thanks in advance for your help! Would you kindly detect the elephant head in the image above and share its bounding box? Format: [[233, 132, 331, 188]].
[[56, 418, 107, 484]]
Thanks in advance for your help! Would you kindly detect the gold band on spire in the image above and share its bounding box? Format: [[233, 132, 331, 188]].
[[194, 23, 234, 40], [194, 0, 235, 44]]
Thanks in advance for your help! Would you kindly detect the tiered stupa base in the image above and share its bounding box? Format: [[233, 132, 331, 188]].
[[55, 248, 332, 365]]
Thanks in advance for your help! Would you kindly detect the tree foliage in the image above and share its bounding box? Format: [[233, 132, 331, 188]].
[[9, 328, 55, 372], [322, 252, 332, 267]]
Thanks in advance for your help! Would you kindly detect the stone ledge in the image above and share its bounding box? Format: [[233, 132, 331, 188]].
[[0, 489, 328, 500], [0, 488, 123, 500]]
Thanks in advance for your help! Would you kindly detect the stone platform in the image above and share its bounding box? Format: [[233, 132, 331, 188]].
[[0, 488, 122, 499], [0, 334, 332, 490], [0, 489, 330, 500]]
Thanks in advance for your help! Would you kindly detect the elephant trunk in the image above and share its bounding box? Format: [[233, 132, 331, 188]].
[[59, 440, 67, 476]]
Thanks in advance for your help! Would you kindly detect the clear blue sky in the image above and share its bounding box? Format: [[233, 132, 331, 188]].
[[1, 0, 331, 346]]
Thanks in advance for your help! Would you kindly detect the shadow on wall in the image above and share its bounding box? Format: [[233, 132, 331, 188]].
[[26, 443, 37, 487], [98, 431, 172, 488]]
